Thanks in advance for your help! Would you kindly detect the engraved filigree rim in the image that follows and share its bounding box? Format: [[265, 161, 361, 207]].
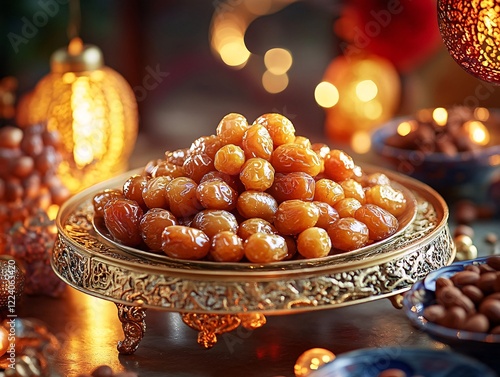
[[54, 165, 449, 279]]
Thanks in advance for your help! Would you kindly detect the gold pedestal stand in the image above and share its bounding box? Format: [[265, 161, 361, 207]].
[[51, 169, 455, 354]]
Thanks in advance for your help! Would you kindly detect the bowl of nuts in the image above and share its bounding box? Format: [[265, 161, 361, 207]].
[[371, 106, 500, 204], [403, 255, 500, 370], [308, 347, 496, 377]]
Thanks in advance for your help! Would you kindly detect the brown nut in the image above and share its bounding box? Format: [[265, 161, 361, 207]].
[[461, 284, 485, 304], [463, 313, 490, 333], [487, 255, 500, 271], [486, 292, 500, 301], [478, 272, 498, 293], [440, 306, 467, 329], [435, 277, 454, 290], [491, 325, 500, 334], [450, 270, 480, 286], [464, 264, 481, 274], [436, 285, 475, 313], [423, 304, 446, 323], [377, 369, 406, 377], [480, 264, 496, 273], [479, 298, 500, 324]]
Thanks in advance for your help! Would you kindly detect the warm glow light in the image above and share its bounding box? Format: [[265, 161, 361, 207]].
[[490, 154, 500, 165], [68, 37, 83, 55], [397, 121, 414, 136], [363, 100, 383, 120], [464, 120, 490, 145], [416, 108, 433, 123], [63, 72, 76, 84], [432, 107, 448, 126], [355, 80, 378, 102], [47, 204, 60, 221], [264, 48, 293, 75], [209, 0, 298, 80], [28, 66, 138, 193], [219, 40, 251, 67], [262, 71, 289, 93], [350, 131, 371, 154], [474, 107, 490, 121], [439, 0, 500, 83], [315, 82, 339, 108], [63, 291, 123, 368], [0, 327, 9, 357], [322, 55, 400, 141], [244, 0, 273, 14], [294, 348, 336, 377]]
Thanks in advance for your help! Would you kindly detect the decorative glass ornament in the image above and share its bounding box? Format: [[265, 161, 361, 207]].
[[438, 0, 500, 83], [294, 348, 336, 377], [28, 38, 138, 193]]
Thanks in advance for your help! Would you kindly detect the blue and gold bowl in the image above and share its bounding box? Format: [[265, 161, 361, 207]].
[[308, 347, 496, 377], [371, 109, 500, 204], [403, 257, 500, 372]]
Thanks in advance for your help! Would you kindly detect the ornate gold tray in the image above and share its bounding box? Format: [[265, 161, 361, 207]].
[[51, 166, 455, 353]]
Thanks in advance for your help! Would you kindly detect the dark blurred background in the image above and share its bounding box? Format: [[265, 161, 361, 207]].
[[2, 0, 500, 154]]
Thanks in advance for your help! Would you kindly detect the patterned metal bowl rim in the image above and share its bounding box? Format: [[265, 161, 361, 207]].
[[55, 164, 450, 280]]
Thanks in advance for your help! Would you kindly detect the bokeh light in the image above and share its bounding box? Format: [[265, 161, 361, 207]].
[[314, 82, 339, 108], [321, 55, 400, 142], [294, 348, 336, 377], [355, 80, 378, 102], [351, 131, 371, 154], [264, 48, 293, 75], [397, 121, 415, 137], [262, 71, 289, 93], [464, 120, 490, 146], [432, 107, 448, 126], [474, 107, 490, 121]]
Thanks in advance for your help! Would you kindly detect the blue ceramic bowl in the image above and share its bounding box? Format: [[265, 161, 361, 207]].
[[371, 115, 500, 204], [308, 347, 496, 377], [403, 257, 500, 371]]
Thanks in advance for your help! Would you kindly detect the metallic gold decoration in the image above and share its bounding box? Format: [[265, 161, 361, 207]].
[[181, 313, 242, 349], [116, 303, 146, 355], [238, 313, 267, 330], [51, 167, 455, 351], [294, 348, 336, 377], [180, 312, 267, 349], [438, 0, 500, 83]]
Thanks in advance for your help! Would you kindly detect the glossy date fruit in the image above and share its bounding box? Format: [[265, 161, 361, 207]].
[[96, 112, 409, 264], [103, 198, 144, 246]]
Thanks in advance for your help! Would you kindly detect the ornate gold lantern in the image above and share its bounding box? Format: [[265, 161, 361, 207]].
[[27, 37, 138, 193]]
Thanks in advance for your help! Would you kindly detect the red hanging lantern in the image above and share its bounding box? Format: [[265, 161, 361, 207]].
[[438, 0, 500, 84]]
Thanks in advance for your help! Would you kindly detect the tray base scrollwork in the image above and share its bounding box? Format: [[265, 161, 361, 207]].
[[51, 169, 455, 353]]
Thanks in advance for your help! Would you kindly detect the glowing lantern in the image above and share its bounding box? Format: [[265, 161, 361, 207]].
[[438, 0, 500, 83], [27, 38, 138, 193], [319, 55, 400, 142]]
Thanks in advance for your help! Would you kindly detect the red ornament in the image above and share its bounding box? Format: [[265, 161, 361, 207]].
[[438, 0, 500, 84], [337, 0, 442, 72]]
